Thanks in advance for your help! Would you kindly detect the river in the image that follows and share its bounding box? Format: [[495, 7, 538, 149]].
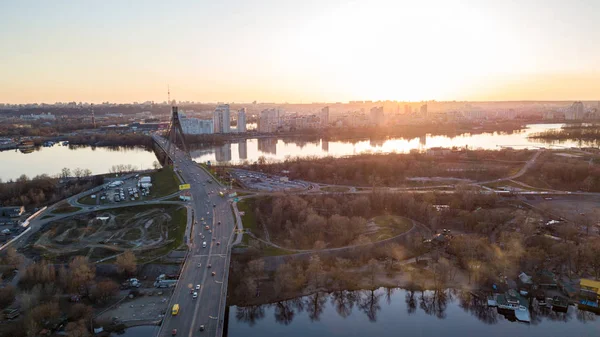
[[0, 145, 157, 181], [190, 123, 583, 164], [0, 123, 584, 181], [226, 288, 600, 337]]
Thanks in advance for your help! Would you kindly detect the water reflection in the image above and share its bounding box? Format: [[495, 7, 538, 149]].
[[228, 288, 600, 337], [194, 124, 590, 164]]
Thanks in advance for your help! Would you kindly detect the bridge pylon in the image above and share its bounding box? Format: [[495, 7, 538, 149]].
[[163, 104, 189, 166]]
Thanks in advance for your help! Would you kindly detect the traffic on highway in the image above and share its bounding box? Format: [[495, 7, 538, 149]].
[[155, 136, 237, 337]]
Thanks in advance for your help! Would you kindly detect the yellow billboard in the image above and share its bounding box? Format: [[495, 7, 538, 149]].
[[179, 184, 191, 190]]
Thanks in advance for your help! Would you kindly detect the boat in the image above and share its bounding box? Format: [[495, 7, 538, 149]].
[[62, 141, 69, 146], [18, 140, 34, 148], [493, 289, 531, 323], [551, 296, 569, 312]]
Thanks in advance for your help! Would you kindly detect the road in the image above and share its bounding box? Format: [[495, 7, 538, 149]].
[[153, 135, 238, 337]]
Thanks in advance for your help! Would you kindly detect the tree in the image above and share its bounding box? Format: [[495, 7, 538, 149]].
[[274, 263, 297, 294], [3, 247, 22, 269], [152, 161, 161, 170], [0, 285, 15, 309], [66, 319, 90, 337], [68, 256, 95, 294], [91, 279, 119, 304], [116, 251, 137, 275], [61, 167, 71, 179]]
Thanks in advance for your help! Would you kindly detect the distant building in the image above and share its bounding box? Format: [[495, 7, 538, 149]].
[[213, 104, 231, 133], [180, 115, 214, 135], [566, 101, 584, 120], [258, 108, 280, 133], [420, 104, 428, 117], [320, 106, 329, 127], [20, 113, 56, 121], [426, 147, 451, 156], [0, 206, 25, 218], [370, 106, 384, 126], [237, 108, 247, 133]]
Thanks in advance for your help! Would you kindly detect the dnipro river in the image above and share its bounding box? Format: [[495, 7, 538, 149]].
[[0, 123, 585, 181], [226, 288, 600, 337], [115, 288, 599, 337], [190, 123, 584, 164]]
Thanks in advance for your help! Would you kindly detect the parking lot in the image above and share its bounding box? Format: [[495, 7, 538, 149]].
[[81, 176, 153, 206], [230, 169, 310, 192]]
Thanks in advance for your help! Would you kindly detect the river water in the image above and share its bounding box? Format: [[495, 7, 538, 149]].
[[190, 123, 583, 164], [0, 145, 157, 181], [0, 123, 584, 181], [226, 288, 600, 337]]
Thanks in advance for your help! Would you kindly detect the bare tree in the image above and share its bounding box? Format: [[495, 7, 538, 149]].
[[116, 251, 137, 276]]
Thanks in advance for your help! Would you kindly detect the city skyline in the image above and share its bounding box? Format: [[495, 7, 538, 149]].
[[2, 0, 600, 103]]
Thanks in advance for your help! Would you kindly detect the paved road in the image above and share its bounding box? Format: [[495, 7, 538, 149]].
[[153, 136, 238, 337]]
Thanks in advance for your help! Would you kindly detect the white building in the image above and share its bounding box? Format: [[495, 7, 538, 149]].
[[237, 108, 247, 133], [213, 104, 231, 133], [566, 101, 584, 120], [139, 176, 152, 188], [258, 108, 281, 133], [20, 112, 56, 121], [180, 116, 214, 134]]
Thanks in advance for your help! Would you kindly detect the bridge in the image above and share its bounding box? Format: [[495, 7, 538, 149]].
[[152, 108, 241, 337]]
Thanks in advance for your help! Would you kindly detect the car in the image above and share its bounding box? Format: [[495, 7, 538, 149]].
[[206, 211, 209, 215], [213, 204, 216, 207], [197, 263, 201, 268], [201, 234, 205, 239], [207, 263, 211, 268], [217, 221, 221, 225], [208, 229, 212, 233], [172, 329, 177, 336], [195, 284, 201, 290], [202, 241, 207, 248], [217, 241, 220, 245], [205, 225, 209, 230], [211, 271, 216, 276], [192, 291, 198, 299]]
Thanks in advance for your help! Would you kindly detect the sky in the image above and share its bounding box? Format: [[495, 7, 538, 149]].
[[1, 0, 599, 104]]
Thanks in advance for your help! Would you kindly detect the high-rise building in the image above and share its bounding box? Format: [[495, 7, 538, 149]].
[[258, 137, 277, 154], [320, 106, 329, 128], [420, 104, 428, 117], [370, 106, 384, 126], [237, 108, 247, 133], [213, 104, 231, 133], [258, 108, 280, 133], [566, 101, 584, 120]]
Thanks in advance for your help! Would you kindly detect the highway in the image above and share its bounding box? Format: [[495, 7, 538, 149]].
[[153, 135, 238, 337]]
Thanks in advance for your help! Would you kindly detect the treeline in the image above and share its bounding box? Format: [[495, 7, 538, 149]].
[[239, 150, 532, 186], [530, 124, 600, 143], [65, 133, 152, 147], [251, 191, 499, 249], [0, 173, 102, 208], [519, 152, 600, 191]]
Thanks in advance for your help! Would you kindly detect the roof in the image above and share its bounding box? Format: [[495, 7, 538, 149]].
[[580, 279, 600, 295]]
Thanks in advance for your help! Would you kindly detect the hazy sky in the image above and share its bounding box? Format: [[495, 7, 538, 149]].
[[1, 0, 599, 103]]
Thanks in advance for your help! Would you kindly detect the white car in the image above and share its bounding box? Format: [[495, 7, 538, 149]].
[[192, 291, 198, 299], [195, 284, 201, 290], [202, 241, 207, 248]]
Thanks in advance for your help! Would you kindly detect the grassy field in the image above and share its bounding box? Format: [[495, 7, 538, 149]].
[[51, 206, 82, 214], [368, 215, 413, 241], [236, 199, 257, 245], [77, 194, 98, 205], [149, 166, 180, 198]]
